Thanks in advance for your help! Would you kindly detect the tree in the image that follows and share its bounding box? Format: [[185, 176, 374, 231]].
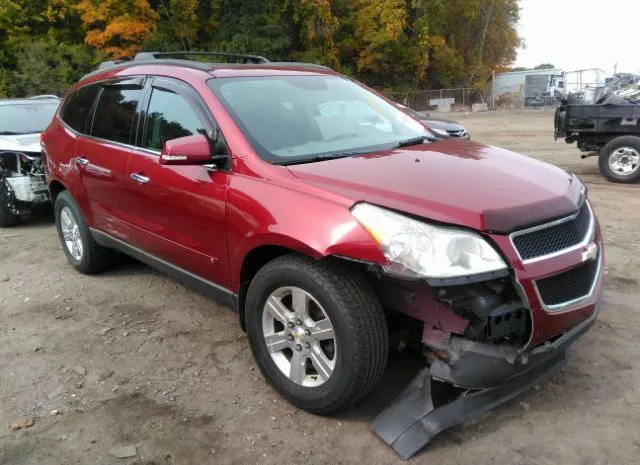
[[0, 0, 523, 97], [0, 39, 99, 97], [534, 63, 555, 70], [75, 0, 159, 58], [421, 0, 521, 88], [352, 0, 430, 89]]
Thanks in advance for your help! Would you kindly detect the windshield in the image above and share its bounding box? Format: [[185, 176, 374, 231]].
[[397, 104, 425, 120], [208, 75, 430, 164], [0, 102, 59, 135]]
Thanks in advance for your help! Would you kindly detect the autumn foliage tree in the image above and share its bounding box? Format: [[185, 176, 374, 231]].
[[0, 0, 522, 97], [74, 0, 159, 58]]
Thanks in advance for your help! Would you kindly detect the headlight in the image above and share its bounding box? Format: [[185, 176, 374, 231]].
[[429, 127, 449, 137], [351, 203, 507, 279]]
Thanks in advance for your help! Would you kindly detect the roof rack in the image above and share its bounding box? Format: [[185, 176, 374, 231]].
[[98, 59, 131, 70], [133, 51, 270, 64], [87, 51, 334, 78]]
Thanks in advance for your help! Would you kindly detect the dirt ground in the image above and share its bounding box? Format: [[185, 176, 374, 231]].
[[2, 109, 640, 465]]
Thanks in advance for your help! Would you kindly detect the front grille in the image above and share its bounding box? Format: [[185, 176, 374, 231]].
[[512, 203, 591, 261], [535, 254, 599, 307], [447, 129, 467, 138]]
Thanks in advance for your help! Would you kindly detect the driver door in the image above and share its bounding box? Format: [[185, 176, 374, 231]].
[[122, 78, 232, 290]]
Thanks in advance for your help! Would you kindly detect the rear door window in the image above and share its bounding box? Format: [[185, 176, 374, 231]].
[[91, 86, 142, 145], [59, 85, 100, 133]]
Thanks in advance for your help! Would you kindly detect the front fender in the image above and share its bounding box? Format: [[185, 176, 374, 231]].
[[225, 176, 386, 291]]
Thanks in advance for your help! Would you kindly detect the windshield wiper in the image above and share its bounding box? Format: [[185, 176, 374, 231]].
[[275, 153, 357, 166], [393, 136, 431, 148], [0, 131, 22, 135]]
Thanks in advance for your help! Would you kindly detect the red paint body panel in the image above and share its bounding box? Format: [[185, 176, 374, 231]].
[[43, 62, 603, 352], [123, 150, 231, 287], [41, 119, 88, 217], [286, 140, 579, 233], [73, 137, 134, 239], [224, 163, 388, 291]]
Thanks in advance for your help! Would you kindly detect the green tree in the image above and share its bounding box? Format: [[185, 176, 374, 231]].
[[0, 39, 99, 97], [0, 0, 524, 97]]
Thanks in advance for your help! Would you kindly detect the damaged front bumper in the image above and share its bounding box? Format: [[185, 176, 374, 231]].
[[371, 296, 601, 460]]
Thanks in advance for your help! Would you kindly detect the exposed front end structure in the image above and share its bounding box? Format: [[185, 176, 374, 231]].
[[370, 196, 603, 459]]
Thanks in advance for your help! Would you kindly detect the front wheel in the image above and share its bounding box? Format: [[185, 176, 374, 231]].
[[598, 136, 640, 183], [0, 202, 19, 227], [0, 180, 20, 227], [245, 255, 388, 415]]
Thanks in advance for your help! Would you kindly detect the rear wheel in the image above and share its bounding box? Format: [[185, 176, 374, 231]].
[[54, 191, 113, 274], [599, 136, 640, 183], [245, 254, 388, 415]]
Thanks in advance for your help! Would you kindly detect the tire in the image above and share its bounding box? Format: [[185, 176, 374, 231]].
[[245, 254, 388, 415], [598, 136, 640, 183], [54, 190, 113, 274], [0, 202, 20, 227]]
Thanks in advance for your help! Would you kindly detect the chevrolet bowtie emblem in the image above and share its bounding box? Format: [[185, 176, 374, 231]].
[[582, 242, 598, 262]]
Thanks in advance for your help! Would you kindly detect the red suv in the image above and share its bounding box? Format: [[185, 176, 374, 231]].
[[42, 52, 603, 459]]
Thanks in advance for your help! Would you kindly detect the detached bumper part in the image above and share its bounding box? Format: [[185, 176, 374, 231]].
[[371, 353, 564, 460], [371, 300, 600, 460]]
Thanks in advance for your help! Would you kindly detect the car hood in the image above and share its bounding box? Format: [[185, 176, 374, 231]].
[[419, 117, 465, 131], [0, 133, 41, 153], [286, 139, 584, 233]]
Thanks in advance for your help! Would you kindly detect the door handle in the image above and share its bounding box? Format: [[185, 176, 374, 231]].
[[75, 156, 89, 167], [130, 173, 150, 184]]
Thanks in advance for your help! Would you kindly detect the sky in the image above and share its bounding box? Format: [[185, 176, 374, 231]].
[[515, 0, 640, 74]]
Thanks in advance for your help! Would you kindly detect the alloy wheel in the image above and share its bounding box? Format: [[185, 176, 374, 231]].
[[60, 206, 83, 261], [261, 286, 337, 387]]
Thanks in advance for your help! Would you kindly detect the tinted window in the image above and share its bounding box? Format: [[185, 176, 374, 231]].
[[0, 102, 59, 135], [91, 87, 142, 144], [143, 88, 205, 150], [60, 85, 100, 133]]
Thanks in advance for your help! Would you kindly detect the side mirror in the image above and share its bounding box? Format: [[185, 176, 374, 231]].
[[160, 134, 214, 165]]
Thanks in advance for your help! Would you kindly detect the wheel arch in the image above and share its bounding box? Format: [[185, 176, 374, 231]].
[[48, 179, 67, 203], [598, 135, 640, 183], [236, 243, 319, 331]]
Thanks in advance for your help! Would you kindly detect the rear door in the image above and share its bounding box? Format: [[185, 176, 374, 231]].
[[122, 78, 231, 288], [74, 78, 145, 239]]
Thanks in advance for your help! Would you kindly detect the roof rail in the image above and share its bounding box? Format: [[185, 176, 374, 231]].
[[267, 61, 332, 71], [88, 52, 334, 78], [133, 51, 270, 64]]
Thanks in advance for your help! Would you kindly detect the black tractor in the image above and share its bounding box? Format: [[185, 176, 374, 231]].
[[555, 91, 640, 183]]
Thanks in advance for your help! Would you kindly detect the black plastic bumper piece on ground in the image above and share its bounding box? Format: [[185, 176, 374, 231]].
[[370, 351, 566, 460]]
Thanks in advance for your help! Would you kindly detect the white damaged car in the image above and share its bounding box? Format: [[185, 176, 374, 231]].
[[0, 97, 59, 226]]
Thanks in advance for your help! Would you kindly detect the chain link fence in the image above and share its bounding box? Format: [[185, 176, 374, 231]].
[[381, 87, 489, 111]]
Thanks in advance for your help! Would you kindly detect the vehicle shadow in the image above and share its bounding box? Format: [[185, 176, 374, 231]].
[[100, 254, 160, 277], [15, 204, 55, 227]]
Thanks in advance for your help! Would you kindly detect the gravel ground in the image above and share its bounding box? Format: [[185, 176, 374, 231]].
[[1, 109, 639, 465]]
